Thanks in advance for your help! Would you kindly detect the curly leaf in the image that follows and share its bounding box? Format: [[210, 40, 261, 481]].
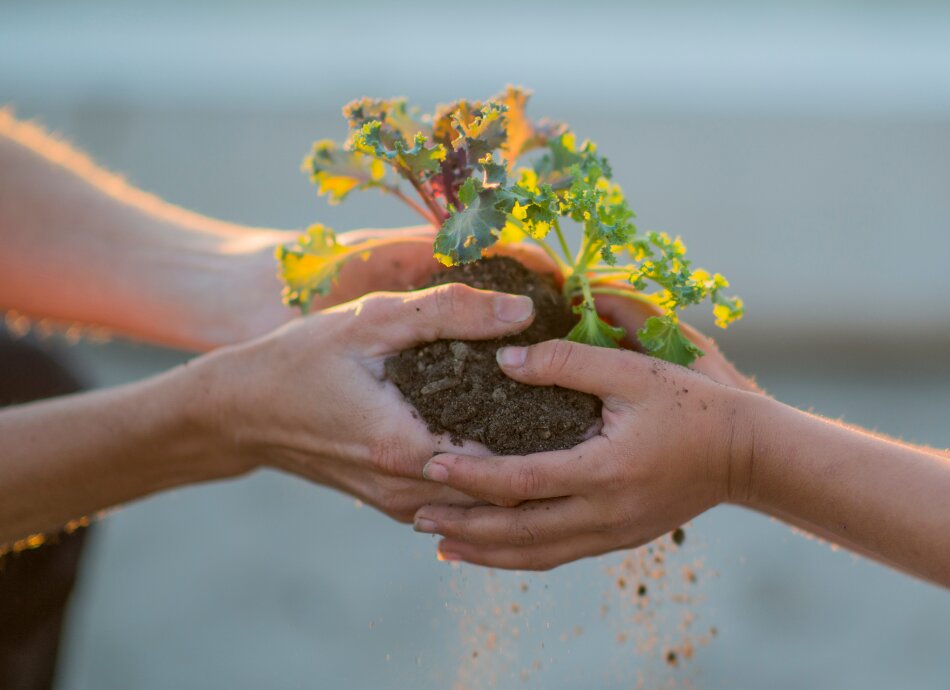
[[303, 140, 385, 204], [637, 315, 704, 366], [343, 97, 428, 144], [275, 224, 356, 313], [293, 89, 744, 349], [497, 85, 566, 168], [434, 184, 506, 265], [452, 102, 508, 162], [354, 121, 445, 179]]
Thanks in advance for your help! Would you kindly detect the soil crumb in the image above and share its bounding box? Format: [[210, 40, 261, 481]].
[[385, 256, 601, 455]]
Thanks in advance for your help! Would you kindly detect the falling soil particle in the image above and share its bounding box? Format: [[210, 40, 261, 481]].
[[385, 256, 601, 454]]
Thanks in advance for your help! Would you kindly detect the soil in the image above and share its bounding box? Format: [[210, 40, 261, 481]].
[[384, 256, 602, 455]]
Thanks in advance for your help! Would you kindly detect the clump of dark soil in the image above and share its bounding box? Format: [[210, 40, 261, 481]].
[[384, 256, 601, 455]]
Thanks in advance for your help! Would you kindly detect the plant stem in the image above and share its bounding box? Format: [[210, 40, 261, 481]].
[[587, 265, 635, 274], [407, 175, 449, 225], [587, 272, 630, 283], [383, 186, 439, 227], [589, 286, 660, 306], [529, 235, 570, 273], [580, 278, 596, 305], [440, 165, 462, 212], [575, 235, 601, 273], [552, 219, 573, 265]]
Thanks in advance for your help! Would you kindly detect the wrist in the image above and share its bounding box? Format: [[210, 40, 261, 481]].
[[156, 349, 259, 483], [123, 217, 294, 351], [722, 388, 773, 506], [188, 228, 297, 350]]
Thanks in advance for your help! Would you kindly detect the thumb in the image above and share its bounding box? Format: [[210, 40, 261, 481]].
[[495, 339, 641, 398]]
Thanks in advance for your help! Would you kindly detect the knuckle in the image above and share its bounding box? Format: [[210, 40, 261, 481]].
[[356, 294, 393, 324], [429, 510, 465, 539], [449, 518, 475, 543], [531, 339, 577, 378], [512, 463, 544, 499], [433, 282, 470, 319]]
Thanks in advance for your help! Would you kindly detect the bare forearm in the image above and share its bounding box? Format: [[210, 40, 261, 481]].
[[0, 111, 292, 350], [738, 395, 950, 586], [0, 364, 230, 543]]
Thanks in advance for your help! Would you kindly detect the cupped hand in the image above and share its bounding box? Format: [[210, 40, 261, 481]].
[[207, 226, 559, 350], [196, 282, 537, 522], [412, 339, 758, 569]]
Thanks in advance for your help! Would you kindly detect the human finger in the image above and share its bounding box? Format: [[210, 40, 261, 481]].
[[496, 339, 650, 398], [421, 438, 608, 502], [354, 283, 536, 354], [413, 496, 592, 547], [435, 532, 623, 571]]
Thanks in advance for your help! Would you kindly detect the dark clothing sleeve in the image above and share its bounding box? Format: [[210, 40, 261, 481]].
[[0, 329, 92, 690]]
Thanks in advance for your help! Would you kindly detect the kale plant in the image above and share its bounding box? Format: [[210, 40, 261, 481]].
[[277, 87, 743, 366]]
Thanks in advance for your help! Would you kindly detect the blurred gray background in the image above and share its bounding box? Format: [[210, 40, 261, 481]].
[[3, 0, 949, 688]]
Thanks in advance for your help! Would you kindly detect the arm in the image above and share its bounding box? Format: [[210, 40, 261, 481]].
[[0, 110, 445, 351], [0, 284, 536, 545], [413, 338, 950, 587], [734, 397, 950, 584]]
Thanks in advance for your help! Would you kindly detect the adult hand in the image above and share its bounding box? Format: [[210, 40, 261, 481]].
[[195, 282, 538, 522], [201, 226, 559, 350], [412, 339, 758, 568]]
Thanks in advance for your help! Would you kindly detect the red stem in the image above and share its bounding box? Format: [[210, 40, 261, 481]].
[[407, 175, 449, 226], [388, 187, 438, 226]]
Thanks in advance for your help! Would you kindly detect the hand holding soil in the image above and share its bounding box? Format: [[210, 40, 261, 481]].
[[412, 338, 753, 570], [195, 283, 541, 523], [412, 317, 950, 585]]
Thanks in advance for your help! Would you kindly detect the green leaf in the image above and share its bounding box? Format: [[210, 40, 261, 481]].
[[478, 153, 508, 187], [452, 102, 508, 162], [637, 315, 704, 366], [292, 89, 744, 350], [566, 304, 625, 348], [275, 224, 354, 313], [434, 186, 506, 265], [353, 121, 445, 180], [457, 177, 479, 205], [343, 97, 428, 144], [303, 140, 385, 204], [399, 133, 447, 178], [535, 132, 584, 178], [498, 171, 559, 239]]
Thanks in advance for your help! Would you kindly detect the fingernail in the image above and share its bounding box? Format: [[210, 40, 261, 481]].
[[494, 295, 534, 323], [422, 461, 449, 482], [413, 518, 438, 534], [437, 549, 462, 562], [496, 346, 527, 368]]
